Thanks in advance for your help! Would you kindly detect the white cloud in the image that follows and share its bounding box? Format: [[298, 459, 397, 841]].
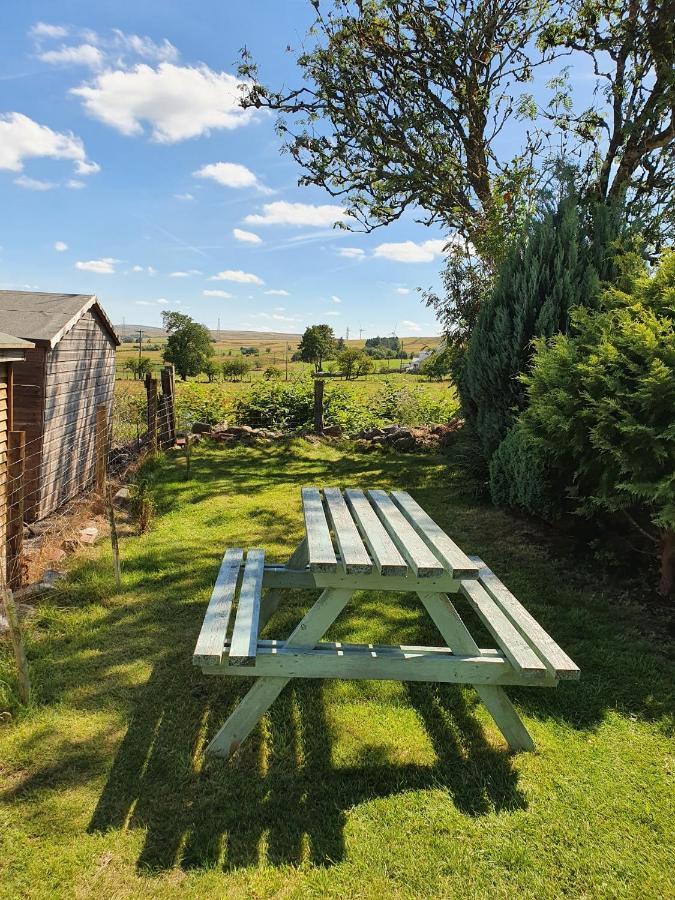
[[233, 227, 262, 245], [174, 192, 194, 200], [208, 269, 264, 285], [112, 31, 179, 64], [330, 295, 342, 303], [252, 312, 301, 323], [395, 287, 410, 294], [244, 201, 348, 228], [170, 271, 190, 278], [71, 63, 255, 143], [401, 320, 422, 332], [14, 175, 56, 191], [374, 239, 447, 263], [131, 265, 143, 272], [195, 162, 271, 194], [264, 289, 289, 296], [66, 179, 85, 189], [156, 297, 169, 304], [0, 112, 99, 177], [203, 289, 233, 298], [325, 311, 340, 317], [135, 297, 168, 306], [336, 247, 365, 259], [39, 44, 104, 68], [131, 264, 156, 275], [54, 241, 68, 252], [75, 257, 119, 274], [30, 22, 69, 39]]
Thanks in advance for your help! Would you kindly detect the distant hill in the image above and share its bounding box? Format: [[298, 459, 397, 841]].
[[116, 324, 303, 342]]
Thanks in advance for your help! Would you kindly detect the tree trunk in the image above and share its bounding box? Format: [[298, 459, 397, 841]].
[[658, 529, 675, 599]]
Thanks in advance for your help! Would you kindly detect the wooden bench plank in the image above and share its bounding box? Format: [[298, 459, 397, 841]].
[[391, 490, 479, 578], [302, 487, 338, 572], [344, 489, 407, 575], [368, 490, 445, 577], [193, 548, 243, 665], [229, 549, 265, 664], [472, 558, 580, 680], [459, 579, 548, 678], [323, 487, 373, 574]]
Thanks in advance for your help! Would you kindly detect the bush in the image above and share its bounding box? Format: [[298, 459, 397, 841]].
[[370, 382, 459, 426], [222, 358, 251, 381], [489, 424, 560, 520], [174, 383, 231, 428], [263, 366, 282, 380]]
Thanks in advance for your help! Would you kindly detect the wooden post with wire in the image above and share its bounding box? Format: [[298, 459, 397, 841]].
[[185, 433, 193, 481], [145, 374, 158, 453], [106, 485, 121, 590], [313, 377, 324, 434], [95, 404, 107, 495], [1, 588, 30, 704], [7, 430, 25, 591], [161, 365, 176, 446]]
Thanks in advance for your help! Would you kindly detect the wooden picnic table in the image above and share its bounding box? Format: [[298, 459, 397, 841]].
[[194, 487, 579, 757]]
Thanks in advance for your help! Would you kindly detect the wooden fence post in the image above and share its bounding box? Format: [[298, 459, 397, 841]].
[[106, 486, 121, 590], [95, 404, 107, 495], [161, 365, 176, 445], [145, 374, 158, 452], [185, 433, 193, 481], [1, 589, 30, 704], [313, 377, 324, 434], [7, 430, 25, 591]]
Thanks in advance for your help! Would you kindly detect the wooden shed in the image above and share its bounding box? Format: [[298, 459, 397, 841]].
[[0, 292, 119, 522], [0, 332, 34, 581]]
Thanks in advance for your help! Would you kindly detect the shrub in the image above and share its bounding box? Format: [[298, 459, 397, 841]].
[[222, 358, 251, 381], [489, 424, 560, 520], [370, 382, 459, 426], [263, 366, 282, 380], [174, 383, 231, 427]]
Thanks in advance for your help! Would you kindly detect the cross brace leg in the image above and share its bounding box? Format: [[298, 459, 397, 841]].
[[418, 592, 534, 752], [207, 587, 352, 757], [258, 537, 308, 633]]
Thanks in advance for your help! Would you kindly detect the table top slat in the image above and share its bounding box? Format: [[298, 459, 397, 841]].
[[229, 549, 265, 663], [368, 490, 445, 577], [193, 548, 243, 665], [344, 489, 408, 575], [460, 579, 547, 677], [323, 488, 373, 574], [302, 487, 338, 572], [391, 491, 480, 578], [472, 558, 580, 679]]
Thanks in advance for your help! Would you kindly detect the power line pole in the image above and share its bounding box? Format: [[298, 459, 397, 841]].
[[136, 329, 145, 368], [346, 326, 350, 342], [285, 343, 289, 381]]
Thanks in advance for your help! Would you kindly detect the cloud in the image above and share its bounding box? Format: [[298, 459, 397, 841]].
[[131, 264, 156, 275], [251, 312, 302, 323], [264, 289, 289, 296], [330, 295, 342, 303], [208, 269, 264, 285], [0, 112, 99, 177], [71, 63, 255, 143], [336, 247, 365, 259], [135, 297, 168, 306], [39, 44, 104, 68], [401, 320, 422, 332], [233, 227, 262, 245], [112, 31, 179, 64], [325, 311, 340, 317], [174, 192, 194, 201], [244, 201, 348, 228], [170, 271, 190, 278], [394, 287, 410, 294], [14, 175, 56, 191], [195, 162, 271, 193], [30, 22, 69, 39], [66, 179, 85, 189], [54, 241, 68, 251], [203, 289, 233, 298], [75, 257, 119, 274], [373, 239, 447, 263]]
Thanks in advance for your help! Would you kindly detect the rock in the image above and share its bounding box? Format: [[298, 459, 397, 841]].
[[191, 421, 212, 434], [62, 538, 80, 552], [113, 486, 131, 507], [42, 569, 66, 587], [44, 547, 67, 563], [79, 527, 99, 546], [322, 425, 342, 437], [28, 521, 52, 537], [211, 421, 230, 434], [393, 435, 416, 451]]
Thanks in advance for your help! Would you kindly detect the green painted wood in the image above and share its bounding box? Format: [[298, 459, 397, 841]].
[[471, 557, 580, 680], [192, 548, 243, 665], [391, 490, 479, 578], [459, 579, 548, 678], [323, 487, 373, 574], [206, 588, 353, 757], [229, 549, 265, 664], [418, 591, 535, 752], [344, 488, 407, 575], [261, 564, 460, 593], [368, 490, 445, 577], [258, 538, 308, 632], [301, 486, 338, 572]]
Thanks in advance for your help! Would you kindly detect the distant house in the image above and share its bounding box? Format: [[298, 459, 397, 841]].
[[0, 292, 119, 521], [404, 349, 434, 372]]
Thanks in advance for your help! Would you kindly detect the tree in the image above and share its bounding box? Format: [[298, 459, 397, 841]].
[[419, 348, 454, 381], [162, 312, 214, 380], [263, 366, 282, 380], [298, 324, 336, 372], [202, 359, 220, 382], [123, 357, 152, 380], [519, 251, 675, 596], [222, 358, 251, 381], [337, 347, 374, 379]]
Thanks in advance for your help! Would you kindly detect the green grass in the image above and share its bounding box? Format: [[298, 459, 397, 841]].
[[1, 441, 673, 898]]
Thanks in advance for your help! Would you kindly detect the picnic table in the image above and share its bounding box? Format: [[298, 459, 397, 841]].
[[194, 487, 579, 757]]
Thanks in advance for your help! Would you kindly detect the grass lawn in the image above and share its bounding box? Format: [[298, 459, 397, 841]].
[[1, 441, 673, 898]]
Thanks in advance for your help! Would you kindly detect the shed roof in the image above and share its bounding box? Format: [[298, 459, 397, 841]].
[[0, 291, 120, 348], [0, 331, 34, 350]]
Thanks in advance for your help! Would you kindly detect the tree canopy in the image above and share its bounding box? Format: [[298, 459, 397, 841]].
[[298, 324, 336, 371], [162, 312, 213, 381]]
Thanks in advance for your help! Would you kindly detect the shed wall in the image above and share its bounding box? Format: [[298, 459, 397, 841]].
[[0, 362, 8, 578], [12, 348, 46, 522]]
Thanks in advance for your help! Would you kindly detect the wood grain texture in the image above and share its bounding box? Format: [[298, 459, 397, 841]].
[[229, 549, 265, 664], [344, 488, 407, 575], [302, 486, 338, 572], [193, 548, 244, 664], [323, 487, 373, 574], [368, 489, 444, 577]]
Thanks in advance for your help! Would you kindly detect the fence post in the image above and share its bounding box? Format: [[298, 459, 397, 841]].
[[95, 404, 107, 495], [1, 589, 30, 704], [7, 430, 25, 591], [185, 433, 193, 481], [313, 377, 324, 434], [161, 365, 176, 445], [145, 374, 158, 453], [106, 486, 121, 590]]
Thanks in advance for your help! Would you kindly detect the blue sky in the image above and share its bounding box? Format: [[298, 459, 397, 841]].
[[0, 2, 593, 338]]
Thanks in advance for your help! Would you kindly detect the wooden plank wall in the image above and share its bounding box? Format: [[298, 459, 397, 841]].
[[0, 362, 8, 578], [38, 310, 116, 519], [11, 348, 46, 523]]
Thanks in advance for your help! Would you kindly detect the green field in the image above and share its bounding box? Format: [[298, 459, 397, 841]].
[[1, 441, 672, 898]]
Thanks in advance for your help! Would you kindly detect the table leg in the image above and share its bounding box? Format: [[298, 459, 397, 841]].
[[418, 592, 534, 752], [258, 537, 309, 633], [207, 587, 353, 757]]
